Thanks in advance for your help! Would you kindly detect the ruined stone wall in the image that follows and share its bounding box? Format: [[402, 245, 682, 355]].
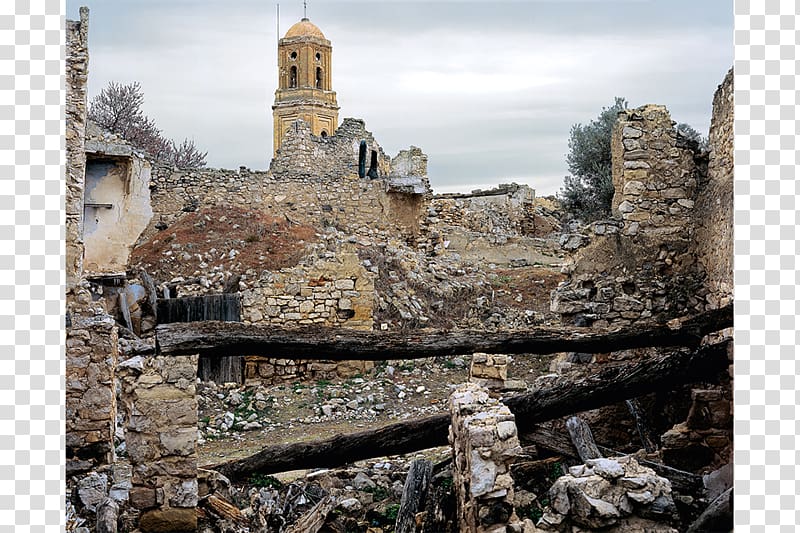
[[610, 105, 701, 239], [120, 354, 198, 532], [692, 68, 734, 310], [66, 7, 90, 289], [552, 71, 733, 329], [271, 117, 391, 179], [66, 312, 118, 476], [552, 104, 713, 328], [431, 184, 535, 238], [144, 117, 431, 244], [240, 250, 376, 384], [240, 252, 374, 329], [449, 383, 523, 533]]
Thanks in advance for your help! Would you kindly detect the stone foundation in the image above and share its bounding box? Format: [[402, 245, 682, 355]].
[[449, 383, 524, 533]]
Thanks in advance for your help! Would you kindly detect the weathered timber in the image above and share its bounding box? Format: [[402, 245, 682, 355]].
[[421, 482, 457, 533], [284, 495, 336, 533], [566, 416, 601, 462], [395, 459, 433, 533], [520, 426, 704, 495], [157, 303, 732, 358], [209, 341, 729, 480], [204, 494, 243, 523], [626, 398, 659, 453]]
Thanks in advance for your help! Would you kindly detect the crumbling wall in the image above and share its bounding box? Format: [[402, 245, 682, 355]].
[[66, 311, 118, 476], [432, 184, 536, 238], [610, 105, 701, 238], [120, 354, 198, 533], [691, 68, 733, 310], [551, 104, 711, 328], [241, 250, 376, 384], [270, 117, 390, 179], [66, 7, 90, 288], [449, 383, 523, 532], [83, 125, 153, 274], [423, 184, 562, 267]]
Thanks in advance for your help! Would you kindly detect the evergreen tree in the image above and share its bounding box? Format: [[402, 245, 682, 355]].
[[558, 97, 627, 222]]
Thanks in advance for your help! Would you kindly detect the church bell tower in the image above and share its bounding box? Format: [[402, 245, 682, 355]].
[[272, 17, 339, 156]]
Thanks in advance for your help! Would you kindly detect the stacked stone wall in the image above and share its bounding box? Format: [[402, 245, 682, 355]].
[[691, 68, 734, 310], [66, 313, 118, 476], [271, 117, 391, 179], [66, 7, 90, 288], [430, 184, 536, 239], [449, 383, 523, 532], [610, 105, 701, 239], [120, 354, 198, 532], [239, 251, 376, 384], [146, 165, 425, 244], [551, 102, 722, 328]]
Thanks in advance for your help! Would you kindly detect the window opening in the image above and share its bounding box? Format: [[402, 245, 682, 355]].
[[358, 140, 367, 179], [316, 67, 323, 89], [289, 66, 297, 88], [368, 150, 379, 179]]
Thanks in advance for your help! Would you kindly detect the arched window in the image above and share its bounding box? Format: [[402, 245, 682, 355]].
[[320, 130, 328, 138], [289, 66, 297, 88], [316, 67, 323, 89]]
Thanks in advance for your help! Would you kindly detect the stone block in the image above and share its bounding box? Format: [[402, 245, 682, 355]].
[[139, 508, 197, 533]]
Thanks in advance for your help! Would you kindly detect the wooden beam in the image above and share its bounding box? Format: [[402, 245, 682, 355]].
[[158, 303, 731, 359], [208, 340, 730, 481]]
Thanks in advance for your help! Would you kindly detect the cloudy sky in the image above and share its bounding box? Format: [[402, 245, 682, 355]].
[[67, 0, 732, 195]]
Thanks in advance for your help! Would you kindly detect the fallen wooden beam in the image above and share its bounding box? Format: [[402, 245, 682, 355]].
[[157, 303, 731, 359], [208, 340, 729, 481]]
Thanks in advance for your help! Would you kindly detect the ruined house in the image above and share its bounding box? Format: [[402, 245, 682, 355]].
[[66, 7, 732, 533]]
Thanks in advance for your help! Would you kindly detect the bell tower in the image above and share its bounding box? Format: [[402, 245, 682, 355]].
[[272, 17, 339, 156]]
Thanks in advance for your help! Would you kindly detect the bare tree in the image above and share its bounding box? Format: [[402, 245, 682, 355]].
[[168, 138, 208, 169], [88, 81, 207, 169]]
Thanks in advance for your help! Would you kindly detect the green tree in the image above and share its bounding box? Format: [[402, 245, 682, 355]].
[[558, 97, 627, 222]]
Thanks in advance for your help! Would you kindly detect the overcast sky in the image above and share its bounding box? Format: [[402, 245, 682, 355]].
[[67, 0, 732, 195]]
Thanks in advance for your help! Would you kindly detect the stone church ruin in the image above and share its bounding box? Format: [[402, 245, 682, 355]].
[[66, 7, 732, 533]]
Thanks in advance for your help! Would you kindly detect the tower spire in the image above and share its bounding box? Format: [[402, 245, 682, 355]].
[[303, 0, 307, 19]]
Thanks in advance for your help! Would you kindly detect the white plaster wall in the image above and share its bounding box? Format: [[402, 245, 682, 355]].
[[83, 156, 153, 274]]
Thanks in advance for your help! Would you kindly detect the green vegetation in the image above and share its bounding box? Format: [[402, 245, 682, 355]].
[[558, 97, 627, 222], [384, 503, 401, 522], [362, 485, 390, 502], [249, 473, 284, 489]]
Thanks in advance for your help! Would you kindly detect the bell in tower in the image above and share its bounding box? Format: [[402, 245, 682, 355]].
[[272, 16, 340, 156]]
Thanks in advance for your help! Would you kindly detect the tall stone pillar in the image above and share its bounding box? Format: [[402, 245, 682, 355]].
[[120, 354, 198, 532]]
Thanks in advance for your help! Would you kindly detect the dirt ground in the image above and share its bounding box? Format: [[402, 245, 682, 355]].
[[198, 353, 556, 473]]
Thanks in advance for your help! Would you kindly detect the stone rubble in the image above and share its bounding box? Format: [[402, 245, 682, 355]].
[[532, 456, 678, 532]]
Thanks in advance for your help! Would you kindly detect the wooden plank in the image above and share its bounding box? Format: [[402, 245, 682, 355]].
[[565, 416, 601, 462], [395, 459, 433, 533], [157, 303, 732, 359]]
